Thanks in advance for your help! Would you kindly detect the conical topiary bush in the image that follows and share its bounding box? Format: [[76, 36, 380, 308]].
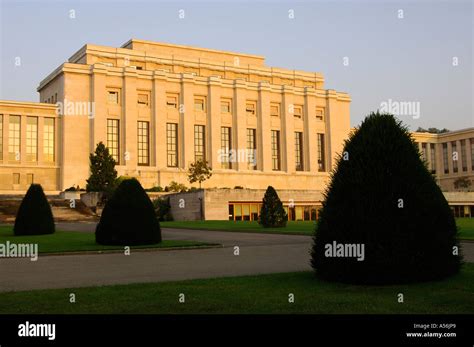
[[259, 186, 287, 228], [14, 184, 55, 235], [95, 178, 161, 245], [311, 112, 461, 284]]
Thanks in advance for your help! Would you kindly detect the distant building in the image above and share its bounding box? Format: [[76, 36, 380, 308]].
[[0, 38, 351, 193]]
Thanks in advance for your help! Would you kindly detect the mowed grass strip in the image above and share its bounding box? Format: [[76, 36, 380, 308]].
[[0, 225, 218, 254], [0, 266, 473, 314], [161, 218, 474, 240]]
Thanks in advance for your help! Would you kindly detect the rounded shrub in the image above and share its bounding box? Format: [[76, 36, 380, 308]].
[[259, 186, 287, 228], [311, 112, 461, 284], [14, 184, 55, 235], [95, 178, 162, 245]]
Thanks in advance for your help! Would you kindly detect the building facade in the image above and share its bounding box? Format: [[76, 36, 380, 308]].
[[412, 128, 474, 191], [29, 38, 350, 192]]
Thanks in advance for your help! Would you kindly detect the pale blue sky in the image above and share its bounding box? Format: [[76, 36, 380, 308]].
[[0, 0, 472, 130]]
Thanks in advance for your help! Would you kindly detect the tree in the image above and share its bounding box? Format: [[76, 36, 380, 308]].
[[14, 184, 55, 235], [96, 178, 161, 245], [311, 112, 461, 284], [416, 127, 450, 134], [187, 159, 212, 189], [454, 177, 471, 190], [86, 142, 117, 192], [259, 186, 287, 228], [167, 181, 188, 192]]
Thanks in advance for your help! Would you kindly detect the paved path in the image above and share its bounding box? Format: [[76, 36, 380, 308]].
[[1, 223, 472, 292]]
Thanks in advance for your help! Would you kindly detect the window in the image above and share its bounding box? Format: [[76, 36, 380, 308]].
[[317, 133, 326, 172], [221, 127, 232, 169], [270, 104, 280, 117], [316, 108, 325, 121], [294, 105, 303, 119], [443, 143, 449, 174], [166, 94, 178, 109], [194, 97, 206, 112], [107, 90, 119, 104], [0, 115, 3, 161], [421, 143, 427, 162], [221, 99, 232, 114], [471, 139, 474, 171], [430, 143, 436, 174], [452, 141, 458, 173], [107, 119, 120, 163], [167, 123, 178, 167], [44, 118, 55, 163], [461, 140, 467, 172], [194, 125, 205, 162], [137, 121, 149, 166], [295, 132, 304, 171], [247, 128, 257, 170], [137, 93, 149, 107], [27, 173, 34, 185], [271, 130, 281, 171], [8, 116, 20, 161], [13, 173, 20, 185], [246, 102, 256, 116]]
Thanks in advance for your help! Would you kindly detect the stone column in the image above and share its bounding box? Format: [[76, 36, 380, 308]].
[[152, 70, 167, 169], [281, 85, 295, 173], [257, 82, 271, 172], [180, 73, 195, 168], [90, 64, 108, 156], [207, 76, 222, 169], [233, 79, 247, 171], [123, 67, 138, 169]]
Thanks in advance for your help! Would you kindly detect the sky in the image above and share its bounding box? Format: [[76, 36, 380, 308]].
[[0, 0, 472, 130]]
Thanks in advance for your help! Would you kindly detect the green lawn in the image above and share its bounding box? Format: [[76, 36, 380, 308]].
[[161, 219, 474, 240], [1, 265, 473, 314], [161, 220, 315, 235], [0, 225, 218, 254]]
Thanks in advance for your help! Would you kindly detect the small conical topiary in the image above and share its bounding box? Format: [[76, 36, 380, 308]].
[[311, 112, 461, 284], [259, 186, 287, 228], [96, 178, 161, 245], [14, 184, 55, 235]]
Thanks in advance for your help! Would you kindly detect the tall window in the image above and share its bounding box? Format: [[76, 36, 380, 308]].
[[271, 130, 280, 171], [421, 143, 427, 162], [452, 141, 458, 173], [317, 133, 326, 172], [461, 140, 467, 172], [430, 143, 436, 174], [107, 90, 119, 104], [43, 118, 55, 163], [471, 139, 474, 171], [107, 119, 119, 163], [0, 115, 3, 161], [221, 99, 232, 114], [221, 127, 232, 169], [194, 125, 205, 162], [442, 143, 449, 174], [8, 116, 20, 161], [137, 121, 149, 166], [247, 128, 257, 170], [167, 123, 178, 167], [194, 97, 206, 112], [26, 117, 38, 162], [295, 132, 303, 171]]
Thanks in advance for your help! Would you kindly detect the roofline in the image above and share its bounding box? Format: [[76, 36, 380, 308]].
[[0, 99, 57, 110], [121, 38, 266, 60]]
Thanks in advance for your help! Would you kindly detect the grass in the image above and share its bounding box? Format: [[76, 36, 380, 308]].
[[0, 225, 218, 254], [0, 265, 473, 314], [161, 220, 315, 235], [161, 218, 474, 240]]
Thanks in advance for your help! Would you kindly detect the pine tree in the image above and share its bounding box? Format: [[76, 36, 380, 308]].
[[96, 178, 161, 245], [14, 184, 55, 235], [311, 112, 461, 284], [259, 186, 287, 228], [86, 142, 117, 192]]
